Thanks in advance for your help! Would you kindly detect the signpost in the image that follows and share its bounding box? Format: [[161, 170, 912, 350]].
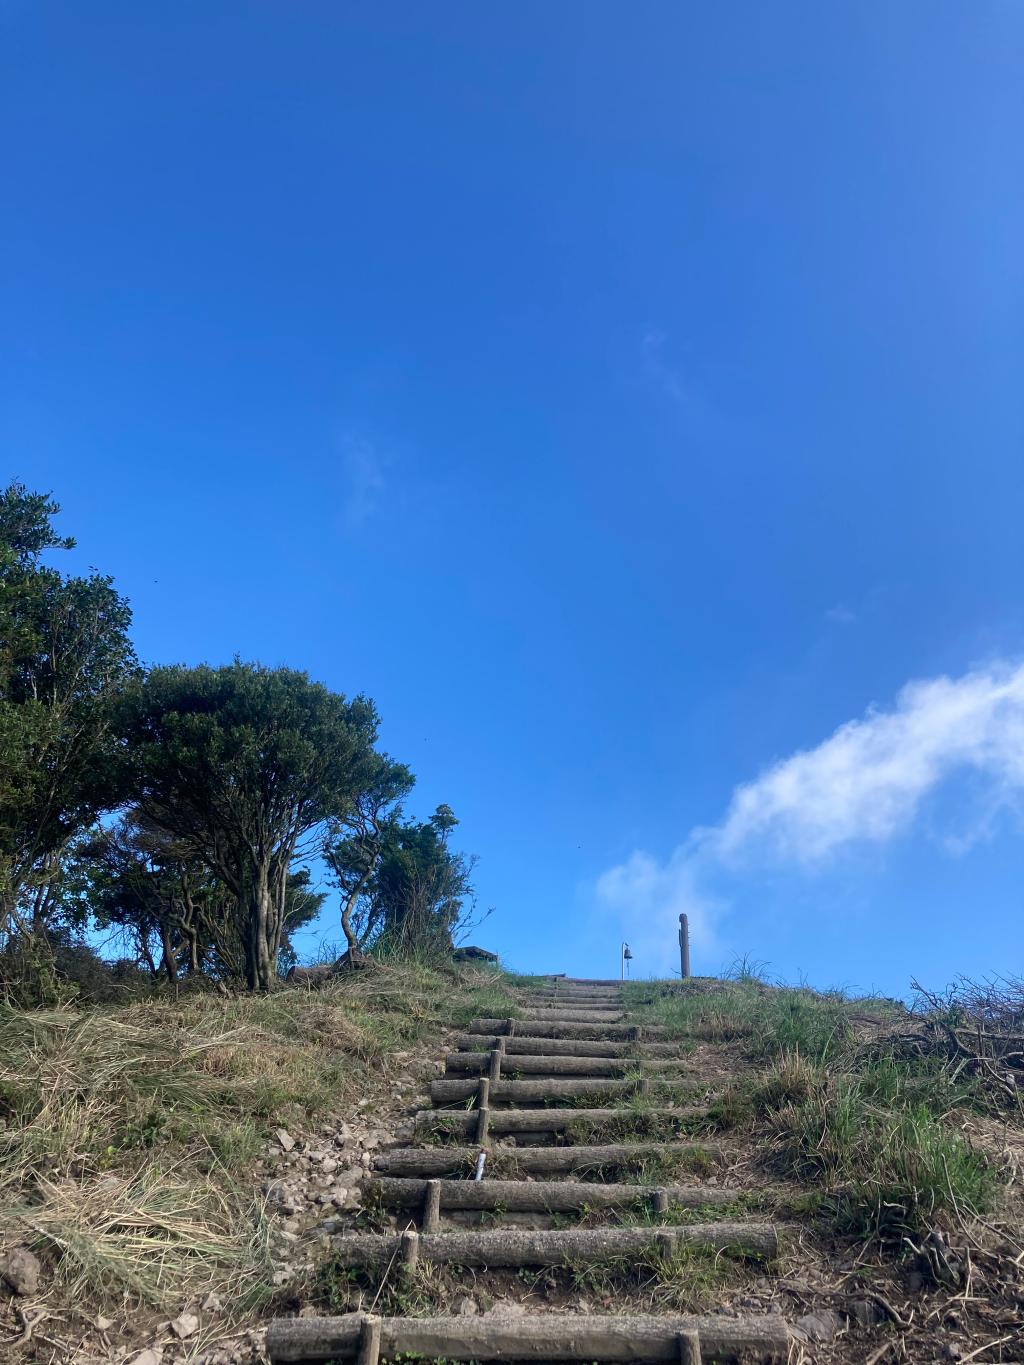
[[678, 913, 690, 979]]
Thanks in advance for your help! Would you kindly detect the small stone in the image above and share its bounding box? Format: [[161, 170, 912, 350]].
[[0, 1247, 41, 1296], [846, 1298, 884, 1328], [171, 1312, 199, 1340], [456, 1296, 478, 1316], [127, 1351, 164, 1365], [488, 1301, 527, 1317], [795, 1310, 844, 1343], [271, 1269, 293, 1286], [320, 1157, 339, 1174], [275, 1128, 296, 1152], [96, 1314, 115, 1331], [201, 1292, 223, 1314]]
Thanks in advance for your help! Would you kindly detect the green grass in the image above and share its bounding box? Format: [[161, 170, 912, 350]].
[[765, 1062, 997, 1239], [622, 978, 862, 1063], [564, 1238, 760, 1310], [622, 977, 997, 1247]]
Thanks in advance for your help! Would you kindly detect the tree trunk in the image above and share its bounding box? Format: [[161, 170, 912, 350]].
[[248, 861, 285, 992], [159, 920, 178, 983]]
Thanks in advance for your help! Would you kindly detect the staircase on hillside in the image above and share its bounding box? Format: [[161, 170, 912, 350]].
[[266, 978, 788, 1365]]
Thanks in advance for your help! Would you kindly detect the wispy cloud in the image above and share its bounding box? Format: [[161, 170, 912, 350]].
[[594, 843, 724, 970], [825, 603, 857, 625], [340, 433, 387, 530], [594, 662, 1024, 970]]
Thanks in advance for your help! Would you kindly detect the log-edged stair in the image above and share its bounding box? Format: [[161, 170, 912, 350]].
[[266, 977, 789, 1364]]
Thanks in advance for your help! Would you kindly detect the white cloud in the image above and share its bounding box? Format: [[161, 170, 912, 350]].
[[594, 662, 1024, 969], [594, 843, 724, 969], [825, 604, 857, 625]]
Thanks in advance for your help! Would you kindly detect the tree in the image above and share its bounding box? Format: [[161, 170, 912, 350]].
[[360, 805, 482, 959], [323, 754, 414, 959], [0, 482, 136, 947], [119, 662, 381, 991]]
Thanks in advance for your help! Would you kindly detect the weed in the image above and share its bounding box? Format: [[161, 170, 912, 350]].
[[769, 1072, 997, 1239]]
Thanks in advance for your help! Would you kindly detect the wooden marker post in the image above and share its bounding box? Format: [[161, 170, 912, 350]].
[[679, 913, 690, 979]]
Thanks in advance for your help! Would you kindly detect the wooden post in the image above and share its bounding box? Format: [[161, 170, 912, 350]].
[[475, 1075, 491, 1144], [357, 1316, 382, 1365], [653, 1189, 669, 1214], [679, 913, 690, 979], [476, 1106, 490, 1143], [422, 1181, 441, 1234], [678, 1329, 702, 1365], [400, 1230, 419, 1271], [488, 1040, 504, 1084]]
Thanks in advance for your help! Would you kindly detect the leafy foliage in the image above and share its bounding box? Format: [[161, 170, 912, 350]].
[[118, 662, 382, 990], [0, 481, 137, 962]]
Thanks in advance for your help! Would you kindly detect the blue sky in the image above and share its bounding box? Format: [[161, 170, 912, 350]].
[[4, 3, 1023, 995]]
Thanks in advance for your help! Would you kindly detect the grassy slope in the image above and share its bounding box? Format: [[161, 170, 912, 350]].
[[624, 976, 1007, 1241], [3, 966, 1020, 1354], [0, 962, 523, 1313]]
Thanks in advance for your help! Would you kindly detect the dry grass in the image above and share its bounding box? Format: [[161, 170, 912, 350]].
[[0, 961, 522, 1311]]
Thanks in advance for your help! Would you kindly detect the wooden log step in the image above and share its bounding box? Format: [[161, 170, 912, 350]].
[[548, 976, 628, 984], [521, 996, 624, 1009], [431, 1076, 648, 1105], [527, 991, 624, 1002], [469, 1019, 666, 1039], [443, 1053, 690, 1078], [415, 1105, 703, 1139], [528, 982, 624, 992], [455, 1035, 685, 1058], [366, 1176, 737, 1214], [325, 1221, 778, 1270], [374, 1141, 724, 1179], [516, 1008, 624, 1022], [266, 1310, 790, 1364]]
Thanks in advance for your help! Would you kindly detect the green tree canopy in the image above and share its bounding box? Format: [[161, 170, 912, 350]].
[[0, 481, 136, 942], [119, 661, 382, 990], [358, 805, 481, 959]]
